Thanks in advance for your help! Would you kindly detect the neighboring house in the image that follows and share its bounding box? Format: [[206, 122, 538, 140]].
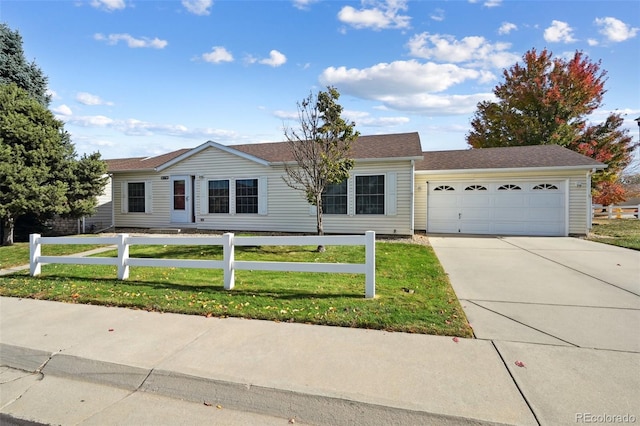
[[103, 132, 606, 237]]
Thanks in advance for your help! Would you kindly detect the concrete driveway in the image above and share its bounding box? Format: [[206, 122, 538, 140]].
[[430, 236, 640, 352]]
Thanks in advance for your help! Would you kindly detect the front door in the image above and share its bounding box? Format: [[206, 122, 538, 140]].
[[170, 176, 192, 223]]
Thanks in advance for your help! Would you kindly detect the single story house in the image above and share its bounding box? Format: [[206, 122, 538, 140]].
[[103, 132, 605, 237]]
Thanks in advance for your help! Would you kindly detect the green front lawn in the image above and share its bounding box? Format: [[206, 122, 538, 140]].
[[0, 241, 107, 269], [588, 219, 640, 250], [0, 241, 473, 337]]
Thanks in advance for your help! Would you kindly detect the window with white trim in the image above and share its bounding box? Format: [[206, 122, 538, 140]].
[[236, 179, 258, 214], [208, 180, 229, 214], [122, 181, 152, 214], [434, 185, 455, 191], [322, 180, 347, 214], [356, 175, 384, 215]]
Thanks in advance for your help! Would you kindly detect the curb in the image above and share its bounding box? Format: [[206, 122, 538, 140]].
[[0, 343, 505, 426]]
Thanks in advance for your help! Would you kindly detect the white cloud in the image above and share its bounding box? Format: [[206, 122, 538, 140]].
[[483, 0, 502, 7], [53, 104, 73, 116], [182, 0, 212, 15], [406, 33, 519, 69], [595, 17, 639, 42], [343, 110, 410, 127], [201, 46, 234, 63], [90, 0, 125, 11], [338, 0, 411, 30], [320, 60, 482, 96], [587, 38, 599, 46], [498, 22, 517, 35], [68, 115, 115, 127], [292, 0, 319, 10], [94, 33, 168, 49], [430, 8, 444, 22], [259, 50, 287, 67], [543, 20, 577, 43], [319, 59, 498, 115], [76, 92, 113, 106]]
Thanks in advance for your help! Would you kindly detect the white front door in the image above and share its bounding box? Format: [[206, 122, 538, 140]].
[[170, 176, 192, 223]]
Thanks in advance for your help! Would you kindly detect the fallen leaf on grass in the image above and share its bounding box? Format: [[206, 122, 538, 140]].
[[203, 402, 212, 407], [514, 360, 526, 368], [216, 405, 223, 409]]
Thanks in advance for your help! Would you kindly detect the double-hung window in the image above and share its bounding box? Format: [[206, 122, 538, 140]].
[[356, 175, 385, 215], [127, 182, 146, 213], [208, 180, 229, 214], [235, 179, 258, 214], [322, 180, 348, 214]]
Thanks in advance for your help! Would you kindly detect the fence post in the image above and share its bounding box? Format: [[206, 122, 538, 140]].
[[607, 205, 612, 219], [30, 234, 41, 276], [223, 232, 235, 290], [117, 233, 129, 280], [365, 231, 375, 299]]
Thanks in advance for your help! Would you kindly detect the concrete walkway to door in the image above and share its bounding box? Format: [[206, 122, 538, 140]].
[[430, 236, 640, 424]]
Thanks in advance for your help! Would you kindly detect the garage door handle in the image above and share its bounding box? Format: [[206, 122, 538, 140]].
[[458, 213, 462, 219]]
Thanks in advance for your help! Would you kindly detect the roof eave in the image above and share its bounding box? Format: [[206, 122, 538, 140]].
[[272, 155, 423, 166], [415, 164, 607, 175]]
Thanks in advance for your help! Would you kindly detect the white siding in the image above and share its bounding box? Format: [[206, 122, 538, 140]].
[[112, 146, 415, 235], [414, 169, 593, 236]]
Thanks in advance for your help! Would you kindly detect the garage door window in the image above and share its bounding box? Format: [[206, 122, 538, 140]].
[[434, 185, 454, 191], [498, 184, 521, 190], [533, 183, 559, 190], [465, 185, 487, 191]]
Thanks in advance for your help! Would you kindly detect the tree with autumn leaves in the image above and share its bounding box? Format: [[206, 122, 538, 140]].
[[467, 48, 637, 205]]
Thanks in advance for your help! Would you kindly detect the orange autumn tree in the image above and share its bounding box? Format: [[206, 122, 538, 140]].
[[467, 48, 637, 205]]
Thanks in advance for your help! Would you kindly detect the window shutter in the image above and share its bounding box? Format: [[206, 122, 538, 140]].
[[200, 179, 209, 215], [258, 176, 268, 215], [347, 176, 355, 216], [386, 172, 397, 216], [121, 182, 128, 213], [144, 181, 153, 213]]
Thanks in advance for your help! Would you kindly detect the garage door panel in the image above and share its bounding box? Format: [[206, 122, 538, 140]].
[[529, 194, 563, 207], [460, 222, 492, 234], [427, 180, 566, 236], [494, 194, 526, 207], [494, 208, 527, 221], [460, 196, 491, 208]]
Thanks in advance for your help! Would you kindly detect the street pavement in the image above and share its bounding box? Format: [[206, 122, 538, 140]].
[[1, 236, 639, 425]]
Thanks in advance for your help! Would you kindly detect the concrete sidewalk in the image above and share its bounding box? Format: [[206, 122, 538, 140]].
[[1, 297, 534, 425]]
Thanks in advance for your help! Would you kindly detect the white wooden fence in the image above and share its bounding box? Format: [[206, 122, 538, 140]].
[[592, 204, 639, 219], [29, 232, 376, 298]]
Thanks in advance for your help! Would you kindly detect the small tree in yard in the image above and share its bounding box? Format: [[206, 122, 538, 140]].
[[283, 86, 359, 251]]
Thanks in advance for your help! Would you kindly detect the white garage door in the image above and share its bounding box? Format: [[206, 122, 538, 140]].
[[427, 181, 566, 236]]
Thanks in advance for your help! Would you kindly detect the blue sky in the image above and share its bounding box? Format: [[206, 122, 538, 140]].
[[2, 0, 639, 160]]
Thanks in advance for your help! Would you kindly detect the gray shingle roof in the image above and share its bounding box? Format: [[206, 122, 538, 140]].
[[105, 132, 423, 172], [415, 144, 605, 171]]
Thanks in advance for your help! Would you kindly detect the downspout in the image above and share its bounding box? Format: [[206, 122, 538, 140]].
[[110, 174, 115, 230], [410, 160, 415, 234]]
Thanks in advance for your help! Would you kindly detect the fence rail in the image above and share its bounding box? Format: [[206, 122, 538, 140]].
[[29, 232, 376, 298], [592, 204, 639, 220]]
